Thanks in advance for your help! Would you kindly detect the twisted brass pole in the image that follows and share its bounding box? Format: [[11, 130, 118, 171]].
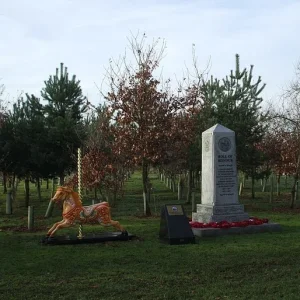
[[77, 148, 83, 239]]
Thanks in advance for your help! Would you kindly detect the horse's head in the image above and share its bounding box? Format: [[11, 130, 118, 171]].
[[51, 186, 74, 203], [51, 186, 82, 206]]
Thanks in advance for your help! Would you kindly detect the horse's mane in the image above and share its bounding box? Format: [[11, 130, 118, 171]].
[[57, 186, 82, 206], [71, 191, 82, 206]]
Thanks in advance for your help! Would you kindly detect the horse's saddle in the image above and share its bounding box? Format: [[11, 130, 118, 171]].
[[80, 204, 98, 219]]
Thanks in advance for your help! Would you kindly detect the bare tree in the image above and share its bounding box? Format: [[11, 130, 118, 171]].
[[272, 61, 300, 207]]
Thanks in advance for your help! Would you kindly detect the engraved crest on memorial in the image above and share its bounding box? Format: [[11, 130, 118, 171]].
[[204, 137, 210, 152], [218, 137, 231, 152]]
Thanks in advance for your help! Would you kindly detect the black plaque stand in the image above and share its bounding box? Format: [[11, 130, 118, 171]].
[[159, 204, 195, 245], [41, 232, 135, 245]]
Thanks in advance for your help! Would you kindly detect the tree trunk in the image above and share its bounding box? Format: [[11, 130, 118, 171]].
[[46, 178, 49, 190], [142, 159, 151, 216], [3, 172, 7, 194], [270, 175, 274, 203], [59, 174, 64, 186], [290, 175, 298, 209], [113, 192, 117, 207], [191, 171, 195, 188], [191, 191, 196, 212], [186, 169, 192, 204], [251, 175, 255, 199], [295, 181, 299, 207], [25, 177, 30, 207], [107, 191, 117, 207], [171, 178, 176, 192], [51, 178, 56, 197], [94, 188, 98, 201], [178, 175, 183, 201], [12, 173, 16, 189], [6, 190, 13, 214], [37, 177, 42, 202], [276, 175, 280, 196], [14, 176, 19, 191]]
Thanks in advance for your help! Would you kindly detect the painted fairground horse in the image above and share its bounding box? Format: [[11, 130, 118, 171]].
[[46, 186, 127, 237]]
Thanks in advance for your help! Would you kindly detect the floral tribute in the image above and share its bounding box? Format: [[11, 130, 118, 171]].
[[189, 217, 269, 229]]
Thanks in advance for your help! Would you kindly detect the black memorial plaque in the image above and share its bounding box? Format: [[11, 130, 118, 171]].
[[159, 204, 195, 245]]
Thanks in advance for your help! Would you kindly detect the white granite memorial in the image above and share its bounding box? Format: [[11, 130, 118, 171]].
[[192, 124, 249, 223]]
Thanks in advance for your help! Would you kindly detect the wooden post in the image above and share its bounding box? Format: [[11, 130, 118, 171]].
[[28, 206, 34, 231], [6, 190, 13, 214], [262, 177, 267, 192], [239, 182, 243, 196], [45, 200, 55, 218], [242, 174, 246, 188]]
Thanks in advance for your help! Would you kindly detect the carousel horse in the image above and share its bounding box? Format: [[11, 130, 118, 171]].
[[47, 186, 127, 237]]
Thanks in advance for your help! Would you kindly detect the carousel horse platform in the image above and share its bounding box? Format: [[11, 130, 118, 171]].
[[41, 231, 136, 245]]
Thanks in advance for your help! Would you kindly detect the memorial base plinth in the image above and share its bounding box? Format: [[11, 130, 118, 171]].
[[192, 204, 249, 223]]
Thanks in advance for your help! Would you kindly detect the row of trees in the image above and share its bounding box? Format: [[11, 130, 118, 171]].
[[1, 33, 298, 214], [0, 64, 88, 205]]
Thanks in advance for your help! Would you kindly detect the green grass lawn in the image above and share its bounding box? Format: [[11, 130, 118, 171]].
[[1, 173, 300, 299]]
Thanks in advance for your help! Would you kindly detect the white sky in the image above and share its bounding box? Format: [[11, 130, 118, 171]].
[[0, 0, 300, 106]]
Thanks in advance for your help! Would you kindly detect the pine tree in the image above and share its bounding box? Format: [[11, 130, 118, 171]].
[[0, 94, 48, 205], [42, 63, 87, 122], [199, 54, 268, 197], [41, 63, 88, 184]]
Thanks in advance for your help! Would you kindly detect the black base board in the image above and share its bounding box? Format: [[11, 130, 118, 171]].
[[41, 232, 135, 245]]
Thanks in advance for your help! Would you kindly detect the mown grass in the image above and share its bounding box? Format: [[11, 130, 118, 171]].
[[1, 173, 300, 299]]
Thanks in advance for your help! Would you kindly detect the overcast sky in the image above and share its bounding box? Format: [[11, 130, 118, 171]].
[[0, 0, 299, 106]]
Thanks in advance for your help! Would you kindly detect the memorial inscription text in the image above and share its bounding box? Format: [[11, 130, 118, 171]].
[[216, 154, 235, 197]]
